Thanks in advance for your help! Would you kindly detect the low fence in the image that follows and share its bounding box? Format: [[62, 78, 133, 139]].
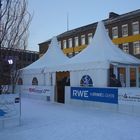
[[65, 86, 140, 116], [0, 85, 54, 129], [15, 85, 54, 101], [5, 86, 140, 116], [0, 93, 21, 129]]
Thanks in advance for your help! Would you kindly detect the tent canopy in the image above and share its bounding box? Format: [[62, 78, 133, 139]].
[[21, 36, 69, 74], [46, 21, 140, 72]]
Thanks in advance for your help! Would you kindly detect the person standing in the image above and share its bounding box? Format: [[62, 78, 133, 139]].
[[109, 74, 122, 87]]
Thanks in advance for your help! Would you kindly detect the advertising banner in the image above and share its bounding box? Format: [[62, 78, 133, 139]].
[[71, 87, 118, 104], [118, 88, 140, 106], [21, 85, 51, 95], [0, 94, 20, 119]]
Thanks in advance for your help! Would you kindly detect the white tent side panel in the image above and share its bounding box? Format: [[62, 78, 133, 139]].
[[70, 69, 108, 87], [44, 73, 51, 86], [22, 73, 45, 86]]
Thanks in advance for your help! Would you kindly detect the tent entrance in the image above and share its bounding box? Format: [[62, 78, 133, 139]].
[[56, 72, 70, 103]]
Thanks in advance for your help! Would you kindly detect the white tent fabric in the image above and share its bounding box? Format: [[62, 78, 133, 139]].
[[21, 36, 69, 74], [46, 21, 140, 72]]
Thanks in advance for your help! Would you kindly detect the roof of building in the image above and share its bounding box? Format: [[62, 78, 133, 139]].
[[0, 47, 39, 54], [39, 9, 140, 46]]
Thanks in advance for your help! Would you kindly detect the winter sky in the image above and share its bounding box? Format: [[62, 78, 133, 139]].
[[27, 0, 140, 51]]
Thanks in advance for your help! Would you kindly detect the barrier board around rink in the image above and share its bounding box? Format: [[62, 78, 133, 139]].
[[17, 85, 52, 101], [71, 87, 118, 104], [70, 87, 140, 106], [21, 85, 52, 96], [0, 94, 20, 120], [118, 88, 140, 106]]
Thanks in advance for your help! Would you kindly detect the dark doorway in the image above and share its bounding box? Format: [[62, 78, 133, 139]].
[[56, 72, 70, 103]]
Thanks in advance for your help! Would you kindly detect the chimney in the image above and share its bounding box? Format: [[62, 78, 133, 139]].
[[109, 12, 119, 18]]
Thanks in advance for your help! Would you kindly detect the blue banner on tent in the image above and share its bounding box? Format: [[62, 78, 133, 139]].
[[71, 87, 118, 104]]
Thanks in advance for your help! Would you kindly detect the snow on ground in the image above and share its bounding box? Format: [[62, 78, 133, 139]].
[[0, 98, 140, 140]]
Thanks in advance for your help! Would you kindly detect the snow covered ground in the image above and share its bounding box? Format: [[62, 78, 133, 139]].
[[0, 97, 140, 140]]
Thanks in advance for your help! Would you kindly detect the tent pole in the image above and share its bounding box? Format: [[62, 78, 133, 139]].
[[136, 67, 139, 87], [44, 73, 46, 86], [126, 66, 130, 87], [113, 66, 118, 78]]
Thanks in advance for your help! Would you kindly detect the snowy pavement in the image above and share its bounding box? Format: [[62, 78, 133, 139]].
[[0, 98, 140, 140]]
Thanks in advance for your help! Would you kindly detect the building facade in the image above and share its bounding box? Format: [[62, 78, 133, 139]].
[[39, 9, 140, 59], [0, 47, 39, 85]]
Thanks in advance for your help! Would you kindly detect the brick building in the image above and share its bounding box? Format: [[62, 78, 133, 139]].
[[0, 47, 39, 85], [39, 9, 140, 59]]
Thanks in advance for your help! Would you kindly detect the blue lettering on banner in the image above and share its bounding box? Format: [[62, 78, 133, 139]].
[[71, 87, 118, 104]]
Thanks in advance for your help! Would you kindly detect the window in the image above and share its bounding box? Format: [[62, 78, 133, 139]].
[[132, 21, 139, 35], [81, 35, 85, 45], [118, 67, 126, 87], [74, 52, 79, 56], [58, 41, 61, 47], [68, 53, 73, 58], [32, 77, 38, 85], [74, 37, 79, 46], [32, 54, 35, 61], [133, 41, 140, 55], [130, 68, 136, 87], [112, 27, 118, 38], [27, 53, 31, 61], [122, 43, 129, 53], [23, 53, 27, 61], [68, 38, 72, 48], [106, 29, 109, 34], [18, 78, 23, 85], [63, 40, 67, 49], [88, 33, 93, 44], [122, 24, 128, 37]]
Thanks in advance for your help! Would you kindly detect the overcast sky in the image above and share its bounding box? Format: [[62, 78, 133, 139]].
[[27, 0, 140, 51]]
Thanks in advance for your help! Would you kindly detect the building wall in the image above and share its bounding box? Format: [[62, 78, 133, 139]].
[[0, 47, 39, 85], [39, 9, 140, 59]]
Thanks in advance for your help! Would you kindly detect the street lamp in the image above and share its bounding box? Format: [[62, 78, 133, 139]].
[[7, 56, 16, 82], [8, 56, 18, 94], [8, 59, 14, 65]]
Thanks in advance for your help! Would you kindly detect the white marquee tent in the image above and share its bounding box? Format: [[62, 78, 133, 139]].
[[21, 37, 69, 85], [18, 21, 140, 108], [46, 21, 140, 87], [21, 21, 140, 87], [22, 36, 69, 74]]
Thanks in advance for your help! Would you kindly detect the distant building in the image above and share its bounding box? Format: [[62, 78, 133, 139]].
[[0, 47, 39, 85], [39, 9, 140, 59]]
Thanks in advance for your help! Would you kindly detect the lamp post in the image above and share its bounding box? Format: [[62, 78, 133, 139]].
[[0, 0, 2, 49], [8, 58, 13, 92], [0, 0, 2, 94], [8, 56, 17, 93]]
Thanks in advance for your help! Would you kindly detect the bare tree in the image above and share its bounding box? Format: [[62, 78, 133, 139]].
[[0, 0, 31, 49], [0, 0, 32, 94]]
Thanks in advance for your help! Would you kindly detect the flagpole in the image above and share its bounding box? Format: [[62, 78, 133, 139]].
[[67, 12, 69, 31]]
